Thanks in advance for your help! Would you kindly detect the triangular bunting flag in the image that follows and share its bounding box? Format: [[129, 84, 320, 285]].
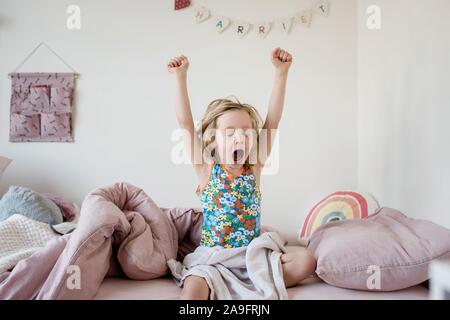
[[278, 18, 293, 34], [194, 6, 210, 23], [235, 21, 251, 38], [174, 0, 191, 11], [295, 10, 312, 28], [315, 1, 330, 17], [214, 16, 230, 33], [256, 22, 271, 39]]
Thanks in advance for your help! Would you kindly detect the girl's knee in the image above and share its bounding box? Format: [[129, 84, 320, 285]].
[[180, 275, 210, 300], [281, 249, 317, 288], [184, 275, 205, 284], [281, 249, 316, 269], [281, 249, 316, 277], [299, 249, 316, 273]]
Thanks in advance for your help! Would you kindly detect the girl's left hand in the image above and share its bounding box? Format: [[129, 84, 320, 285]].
[[271, 48, 293, 74]]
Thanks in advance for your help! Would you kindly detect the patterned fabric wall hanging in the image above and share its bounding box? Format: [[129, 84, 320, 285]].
[[9, 73, 75, 142], [8, 42, 78, 143]]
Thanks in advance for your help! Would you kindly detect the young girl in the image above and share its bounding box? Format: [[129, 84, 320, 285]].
[[167, 48, 316, 299]]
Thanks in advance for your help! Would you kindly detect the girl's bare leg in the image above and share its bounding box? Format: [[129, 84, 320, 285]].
[[281, 249, 316, 288], [179, 275, 210, 300]]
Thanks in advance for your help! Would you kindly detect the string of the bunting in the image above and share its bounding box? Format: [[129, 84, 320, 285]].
[[174, 0, 331, 38]]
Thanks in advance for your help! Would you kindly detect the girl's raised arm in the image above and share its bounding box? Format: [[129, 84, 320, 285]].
[[167, 55, 206, 177], [259, 48, 293, 167]]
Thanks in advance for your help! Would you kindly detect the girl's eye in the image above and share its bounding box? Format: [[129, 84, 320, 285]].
[[225, 129, 235, 137]]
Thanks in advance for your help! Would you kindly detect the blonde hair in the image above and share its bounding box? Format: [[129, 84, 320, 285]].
[[197, 96, 263, 167]]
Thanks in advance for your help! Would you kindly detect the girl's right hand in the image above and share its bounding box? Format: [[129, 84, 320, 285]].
[[167, 55, 189, 76]]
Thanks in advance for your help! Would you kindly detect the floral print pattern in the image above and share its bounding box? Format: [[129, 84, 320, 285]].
[[197, 163, 261, 248]]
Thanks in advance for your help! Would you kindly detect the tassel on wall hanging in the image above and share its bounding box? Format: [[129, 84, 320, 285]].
[[8, 42, 79, 143]]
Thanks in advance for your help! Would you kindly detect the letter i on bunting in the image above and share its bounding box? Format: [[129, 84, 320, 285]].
[[174, 0, 191, 10], [279, 18, 293, 34]]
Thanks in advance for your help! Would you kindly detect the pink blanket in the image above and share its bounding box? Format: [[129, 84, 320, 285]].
[[0, 182, 203, 299]]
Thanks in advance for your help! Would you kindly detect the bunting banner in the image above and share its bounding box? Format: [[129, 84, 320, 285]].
[[175, 0, 331, 39]]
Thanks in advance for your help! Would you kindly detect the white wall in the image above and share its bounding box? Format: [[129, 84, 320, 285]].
[[358, 0, 450, 228], [0, 0, 358, 243]]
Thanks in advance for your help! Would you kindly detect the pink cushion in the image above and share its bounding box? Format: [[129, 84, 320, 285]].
[[308, 207, 450, 291], [41, 193, 80, 222], [287, 277, 429, 300]]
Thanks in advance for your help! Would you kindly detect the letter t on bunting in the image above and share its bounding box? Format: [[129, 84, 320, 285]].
[[315, 0, 330, 16], [174, 0, 191, 10]]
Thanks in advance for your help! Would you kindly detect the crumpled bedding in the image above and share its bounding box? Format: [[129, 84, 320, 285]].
[[0, 214, 64, 274], [167, 231, 288, 300], [0, 182, 203, 299]]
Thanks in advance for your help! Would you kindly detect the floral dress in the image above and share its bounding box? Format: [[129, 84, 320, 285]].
[[196, 162, 261, 248]]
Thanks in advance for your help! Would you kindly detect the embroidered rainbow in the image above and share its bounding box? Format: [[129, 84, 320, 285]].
[[300, 191, 378, 239]]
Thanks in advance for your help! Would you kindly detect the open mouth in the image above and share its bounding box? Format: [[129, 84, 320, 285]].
[[232, 149, 244, 163]]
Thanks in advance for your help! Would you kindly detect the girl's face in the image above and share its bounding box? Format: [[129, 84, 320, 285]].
[[214, 109, 257, 166]]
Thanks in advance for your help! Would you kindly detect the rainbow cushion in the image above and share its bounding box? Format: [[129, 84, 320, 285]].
[[299, 190, 379, 241]]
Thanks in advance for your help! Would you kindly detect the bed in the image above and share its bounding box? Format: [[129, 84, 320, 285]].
[[94, 246, 430, 300], [0, 179, 438, 300]]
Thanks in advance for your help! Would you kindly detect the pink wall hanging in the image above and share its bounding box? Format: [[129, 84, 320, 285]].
[[9, 72, 75, 142], [8, 42, 79, 143]]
